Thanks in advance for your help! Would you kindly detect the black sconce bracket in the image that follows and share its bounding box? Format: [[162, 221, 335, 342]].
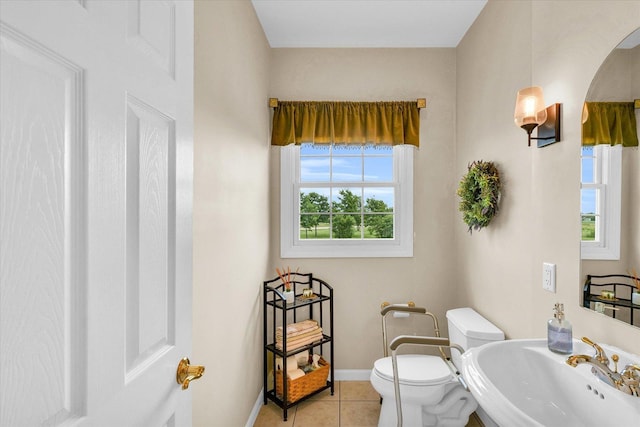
[[530, 103, 561, 148]]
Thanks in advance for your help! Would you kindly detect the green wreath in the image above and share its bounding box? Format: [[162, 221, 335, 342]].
[[457, 161, 501, 233]]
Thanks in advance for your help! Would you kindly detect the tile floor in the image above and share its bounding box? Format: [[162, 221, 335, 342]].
[[253, 381, 483, 427]]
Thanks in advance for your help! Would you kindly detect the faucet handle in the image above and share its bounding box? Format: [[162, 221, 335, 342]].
[[581, 337, 610, 366], [612, 354, 619, 373], [620, 364, 640, 396], [621, 364, 640, 379]]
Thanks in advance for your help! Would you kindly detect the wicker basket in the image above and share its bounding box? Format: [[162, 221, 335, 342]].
[[275, 357, 330, 403]]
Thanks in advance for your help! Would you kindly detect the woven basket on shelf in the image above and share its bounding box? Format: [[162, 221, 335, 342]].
[[275, 357, 330, 403]]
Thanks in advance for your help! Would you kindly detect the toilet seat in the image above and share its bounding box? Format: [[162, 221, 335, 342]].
[[373, 354, 452, 386]]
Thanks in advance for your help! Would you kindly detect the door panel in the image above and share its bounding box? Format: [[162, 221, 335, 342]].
[[125, 94, 176, 378], [0, 23, 87, 426], [127, 0, 176, 78], [0, 1, 193, 425]]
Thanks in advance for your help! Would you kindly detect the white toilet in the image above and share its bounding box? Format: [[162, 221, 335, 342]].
[[370, 307, 504, 427]]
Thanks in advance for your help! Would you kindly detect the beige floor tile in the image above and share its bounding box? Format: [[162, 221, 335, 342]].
[[254, 382, 482, 426], [253, 401, 295, 427], [307, 381, 340, 401], [292, 400, 339, 427], [466, 412, 484, 427], [340, 401, 381, 427], [340, 381, 380, 401]]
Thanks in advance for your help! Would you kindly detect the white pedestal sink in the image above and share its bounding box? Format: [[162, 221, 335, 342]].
[[461, 339, 640, 426]]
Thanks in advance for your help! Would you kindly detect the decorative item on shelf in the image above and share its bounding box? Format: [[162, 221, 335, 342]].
[[302, 288, 314, 298], [283, 290, 295, 305], [629, 268, 640, 306], [311, 354, 321, 369], [457, 161, 501, 234], [594, 302, 620, 314], [514, 86, 562, 147], [600, 290, 616, 300], [276, 266, 297, 304]]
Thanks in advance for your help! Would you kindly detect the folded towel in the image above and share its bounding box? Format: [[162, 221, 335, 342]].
[[276, 331, 320, 346], [280, 331, 323, 347], [277, 327, 322, 343], [288, 369, 305, 380], [276, 320, 318, 338], [275, 332, 324, 351]]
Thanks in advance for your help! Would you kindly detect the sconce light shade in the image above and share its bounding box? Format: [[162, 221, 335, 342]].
[[514, 86, 561, 147], [514, 86, 547, 132]]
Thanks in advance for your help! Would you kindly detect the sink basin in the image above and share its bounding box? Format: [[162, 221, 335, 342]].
[[461, 339, 640, 426]]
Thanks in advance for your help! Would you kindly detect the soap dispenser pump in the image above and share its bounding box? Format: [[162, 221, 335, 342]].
[[548, 303, 573, 354]]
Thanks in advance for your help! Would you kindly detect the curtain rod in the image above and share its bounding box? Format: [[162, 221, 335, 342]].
[[268, 98, 426, 109]]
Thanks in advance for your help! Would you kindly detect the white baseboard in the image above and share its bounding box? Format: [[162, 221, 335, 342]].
[[245, 389, 263, 427], [334, 369, 371, 381], [244, 370, 372, 426]]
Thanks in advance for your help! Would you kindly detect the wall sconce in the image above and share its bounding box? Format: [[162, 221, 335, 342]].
[[514, 86, 561, 147]]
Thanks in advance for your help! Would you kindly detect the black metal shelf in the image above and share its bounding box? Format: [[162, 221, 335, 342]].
[[265, 334, 333, 358], [265, 294, 331, 310], [583, 274, 640, 326], [586, 295, 640, 309], [263, 382, 334, 407], [262, 273, 334, 421]]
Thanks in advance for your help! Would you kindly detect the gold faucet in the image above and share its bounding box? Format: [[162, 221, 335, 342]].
[[581, 336, 609, 365], [566, 353, 620, 388], [566, 354, 592, 367], [566, 337, 640, 396]]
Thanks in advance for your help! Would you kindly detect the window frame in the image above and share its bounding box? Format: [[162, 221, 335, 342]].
[[280, 144, 414, 258], [581, 144, 621, 260]]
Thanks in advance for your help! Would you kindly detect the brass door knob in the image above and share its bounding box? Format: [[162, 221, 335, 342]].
[[176, 357, 205, 390]]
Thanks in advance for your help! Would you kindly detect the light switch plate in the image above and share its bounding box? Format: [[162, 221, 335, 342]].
[[543, 262, 556, 293]]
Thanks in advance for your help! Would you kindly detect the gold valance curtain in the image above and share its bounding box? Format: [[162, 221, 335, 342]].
[[582, 102, 638, 147], [270, 101, 420, 147]]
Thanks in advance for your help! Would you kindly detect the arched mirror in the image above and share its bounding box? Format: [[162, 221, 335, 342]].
[[580, 28, 640, 327]]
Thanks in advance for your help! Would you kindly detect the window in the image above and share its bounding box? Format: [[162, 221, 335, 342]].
[[281, 143, 413, 258], [580, 144, 621, 260]]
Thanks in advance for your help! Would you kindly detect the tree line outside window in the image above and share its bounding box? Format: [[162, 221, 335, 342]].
[[299, 189, 394, 239]]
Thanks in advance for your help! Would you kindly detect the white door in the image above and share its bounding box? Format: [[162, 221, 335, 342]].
[[0, 1, 196, 426]]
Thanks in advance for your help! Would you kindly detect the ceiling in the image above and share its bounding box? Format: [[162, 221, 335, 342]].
[[251, 0, 488, 48]]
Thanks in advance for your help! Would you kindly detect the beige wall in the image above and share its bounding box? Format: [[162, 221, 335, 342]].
[[193, 1, 271, 426], [456, 0, 640, 353], [268, 48, 460, 369]]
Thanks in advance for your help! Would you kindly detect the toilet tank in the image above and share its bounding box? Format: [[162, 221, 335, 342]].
[[446, 307, 505, 369]]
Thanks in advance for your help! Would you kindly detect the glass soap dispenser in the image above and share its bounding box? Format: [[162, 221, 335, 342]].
[[548, 303, 573, 354]]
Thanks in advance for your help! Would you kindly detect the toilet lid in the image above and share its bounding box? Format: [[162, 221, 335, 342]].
[[373, 354, 453, 385]]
